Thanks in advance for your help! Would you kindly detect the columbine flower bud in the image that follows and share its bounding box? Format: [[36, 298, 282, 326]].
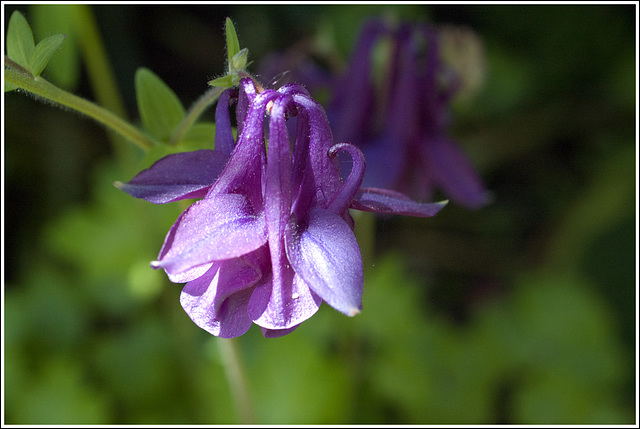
[[230, 48, 250, 73]]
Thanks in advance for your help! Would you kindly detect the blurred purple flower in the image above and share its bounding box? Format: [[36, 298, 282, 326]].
[[328, 18, 491, 209], [117, 78, 447, 338]]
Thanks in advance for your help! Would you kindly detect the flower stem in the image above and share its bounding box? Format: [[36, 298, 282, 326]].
[[4, 58, 155, 151], [217, 337, 255, 424], [170, 85, 225, 145]]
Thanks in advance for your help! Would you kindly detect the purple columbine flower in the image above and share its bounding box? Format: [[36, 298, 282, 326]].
[[117, 77, 447, 338]]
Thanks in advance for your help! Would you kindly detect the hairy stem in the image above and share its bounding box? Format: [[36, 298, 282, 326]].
[[5, 60, 154, 151], [170, 85, 224, 145]]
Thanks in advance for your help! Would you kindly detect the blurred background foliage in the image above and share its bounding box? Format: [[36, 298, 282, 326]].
[[3, 3, 637, 425]]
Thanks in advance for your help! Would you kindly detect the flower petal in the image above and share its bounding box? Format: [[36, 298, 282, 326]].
[[351, 187, 448, 217], [357, 135, 405, 190], [260, 325, 299, 338], [326, 143, 365, 214], [115, 150, 229, 204], [209, 89, 281, 209], [264, 95, 298, 309], [293, 94, 343, 207], [180, 257, 262, 338], [166, 262, 213, 284], [423, 137, 491, 209], [236, 78, 257, 136], [328, 18, 387, 147], [285, 208, 363, 316], [214, 88, 237, 156], [153, 193, 267, 275], [248, 271, 322, 329]]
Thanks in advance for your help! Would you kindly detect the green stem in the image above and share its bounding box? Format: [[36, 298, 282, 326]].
[[217, 337, 255, 424], [5, 60, 154, 151], [170, 85, 224, 145]]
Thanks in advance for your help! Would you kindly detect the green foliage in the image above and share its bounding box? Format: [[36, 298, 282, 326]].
[[5, 10, 66, 82], [181, 122, 217, 148], [209, 18, 252, 88], [225, 17, 241, 64], [475, 272, 630, 424], [30, 34, 67, 77], [207, 74, 236, 88], [353, 256, 629, 424], [5, 8, 217, 152], [30, 4, 82, 90], [244, 331, 352, 423], [135, 67, 186, 143], [6, 11, 35, 69]]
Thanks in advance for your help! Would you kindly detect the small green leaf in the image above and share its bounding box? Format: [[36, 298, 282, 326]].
[[30, 34, 66, 77], [135, 67, 185, 142], [4, 81, 19, 92], [225, 17, 241, 66], [208, 75, 234, 88], [180, 122, 216, 148], [31, 4, 81, 90], [6, 11, 36, 70]]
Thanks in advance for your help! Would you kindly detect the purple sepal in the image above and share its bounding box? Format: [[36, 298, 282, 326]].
[[285, 208, 363, 316], [423, 137, 492, 209], [115, 150, 229, 204], [153, 193, 267, 276], [352, 187, 448, 217]]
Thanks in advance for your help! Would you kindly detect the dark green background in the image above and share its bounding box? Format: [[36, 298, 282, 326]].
[[3, 3, 636, 424]]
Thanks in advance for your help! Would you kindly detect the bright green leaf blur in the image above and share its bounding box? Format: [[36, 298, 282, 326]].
[[30, 4, 82, 90], [30, 33, 66, 77], [6, 11, 35, 69], [225, 17, 241, 66], [135, 67, 186, 143], [4, 81, 19, 92], [208, 74, 235, 88]]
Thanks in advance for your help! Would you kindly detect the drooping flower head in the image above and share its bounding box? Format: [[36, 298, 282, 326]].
[[117, 76, 447, 338]]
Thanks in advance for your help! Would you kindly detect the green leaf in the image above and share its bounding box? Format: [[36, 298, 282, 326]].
[[31, 4, 81, 90], [208, 74, 234, 88], [6, 11, 36, 70], [30, 34, 66, 77], [225, 17, 241, 66], [180, 122, 216, 148], [4, 82, 19, 92], [134, 67, 185, 142], [207, 18, 250, 89]]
